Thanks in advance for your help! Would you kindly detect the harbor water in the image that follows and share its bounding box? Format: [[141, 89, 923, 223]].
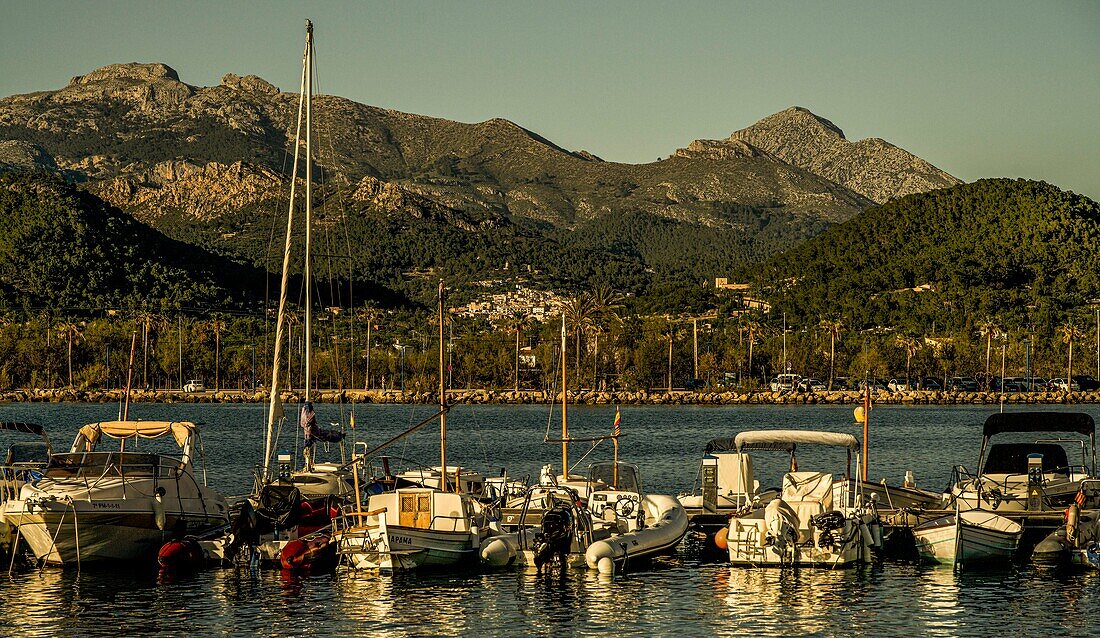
[[1, 402, 1097, 637]]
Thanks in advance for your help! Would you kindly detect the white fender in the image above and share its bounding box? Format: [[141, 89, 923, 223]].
[[479, 533, 519, 567]]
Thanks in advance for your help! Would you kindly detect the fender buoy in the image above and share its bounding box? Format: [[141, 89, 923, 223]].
[[714, 526, 729, 550], [158, 539, 204, 570]]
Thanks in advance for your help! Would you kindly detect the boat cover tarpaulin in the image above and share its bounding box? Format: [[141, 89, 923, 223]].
[[982, 412, 1095, 438], [0, 421, 45, 436], [733, 430, 859, 452], [78, 420, 194, 448]]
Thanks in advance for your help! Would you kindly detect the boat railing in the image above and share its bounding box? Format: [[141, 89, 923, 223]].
[[1, 463, 43, 504], [429, 514, 470, 533], [45, 452, 187, 499]]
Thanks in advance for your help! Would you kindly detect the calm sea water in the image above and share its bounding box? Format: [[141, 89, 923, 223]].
[[1, 402, 1097, 637]]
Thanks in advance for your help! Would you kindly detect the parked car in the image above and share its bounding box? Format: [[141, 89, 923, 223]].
[[858, 379, 889, 392], [769, 374, 803, 392], [949, 377, 979, 392], [801, 378, 827, 392], [1047, 377, 1080, 392], [887, 378, 914, 392], [1071, 375, 1100, 391], [832, 377, 852, 390], [921, 377, 943, 391], [183, 380, 205, 393], [999, 377, 1027, 392]]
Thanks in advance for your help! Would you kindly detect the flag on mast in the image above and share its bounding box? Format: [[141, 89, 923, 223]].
[[613, 406, 621, 437]]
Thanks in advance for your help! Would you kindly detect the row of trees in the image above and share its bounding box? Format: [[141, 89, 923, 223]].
[[2, 298, 1098, 394]]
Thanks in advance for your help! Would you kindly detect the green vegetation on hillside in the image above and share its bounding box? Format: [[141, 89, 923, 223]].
[[0, 173, 257, 311], [753, 179, 1100, 333]]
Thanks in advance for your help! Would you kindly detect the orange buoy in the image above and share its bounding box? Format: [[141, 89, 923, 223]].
[[713, 527, 729, 550]]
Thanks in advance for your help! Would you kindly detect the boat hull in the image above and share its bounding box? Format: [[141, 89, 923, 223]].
[[338, 523, 480, 572], [5, 502, 225, 565], [913, 511, 1022, 567]]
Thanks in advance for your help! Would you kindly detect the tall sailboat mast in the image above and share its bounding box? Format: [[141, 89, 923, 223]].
[[561, 313, 568, 478], [303, 19, 314, 403], [439, 280, 447, 491], [262, 20, 311, 478]]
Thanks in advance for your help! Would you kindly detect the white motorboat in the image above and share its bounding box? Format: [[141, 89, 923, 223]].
[[2, 420, 227, 565], [337, 487, 488, 571], [335, 282, 488, 572], [482, 462, 688, 573], [680, 436, 777, 532], [948, 412, 1097, 514], [481, 484, 601, 569], [913, 509, 1022, 568], [1, 422, 53, 562], [722, 430, 882, 567], [582, 461, 688, 574]]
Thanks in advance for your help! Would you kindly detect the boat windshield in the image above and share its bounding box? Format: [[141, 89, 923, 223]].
[[588, 461, 641, 492], [44, 452, 182, 479], [4, 441, 51, 466], [983, 442, 1073, 475]]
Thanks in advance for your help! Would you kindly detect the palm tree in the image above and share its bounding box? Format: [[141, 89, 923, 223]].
[[358, 305, 382, 390], [1061, 322, 1084, 391], [894, 334, 921, 389], [209, 316, 227, 391], [57, 321, 84, 388], [819, 317, 844, 390], [739, 313, 764, 386], [978, 319, 1003, 390], [564, 294, 596, 389], [503, 310, 532, 391], [590, 285, 624, 388]]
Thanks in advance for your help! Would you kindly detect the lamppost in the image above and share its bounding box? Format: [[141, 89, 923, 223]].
[[394, 343, 409, 391]]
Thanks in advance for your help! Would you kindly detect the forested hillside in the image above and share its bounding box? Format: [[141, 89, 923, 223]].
[[755, 179, 1100, 332]]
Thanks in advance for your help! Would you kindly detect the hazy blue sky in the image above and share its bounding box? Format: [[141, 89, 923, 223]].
[[3, 1, 1098, 198]]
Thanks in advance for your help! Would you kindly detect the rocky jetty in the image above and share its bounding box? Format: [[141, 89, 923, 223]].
[[3, 388, 1098, 406]]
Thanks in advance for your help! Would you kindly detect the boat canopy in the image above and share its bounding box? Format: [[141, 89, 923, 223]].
[[74, 420, 195, 450], [732, 430, 859, 453], [982, 412, 1095, 438], [0, 422, 46, 436]]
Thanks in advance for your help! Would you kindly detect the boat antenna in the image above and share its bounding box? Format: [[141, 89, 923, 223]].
[[262, 19, 310, 480], [439, 279, 447, 491], [561, 312, 568, 479]]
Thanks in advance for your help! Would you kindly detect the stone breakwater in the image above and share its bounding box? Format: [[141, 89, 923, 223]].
[[3, 388, 1100, 406]]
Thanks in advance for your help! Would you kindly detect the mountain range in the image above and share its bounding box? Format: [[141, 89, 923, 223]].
[[0, 62, 963, 308]]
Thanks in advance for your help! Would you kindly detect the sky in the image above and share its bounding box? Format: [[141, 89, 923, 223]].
[[2, 1, 1098, 199]]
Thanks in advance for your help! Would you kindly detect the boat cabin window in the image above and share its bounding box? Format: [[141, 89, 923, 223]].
[[45, 452, 179, 479], [588, 461, 641, 493], [984, 443, 1070, 475]]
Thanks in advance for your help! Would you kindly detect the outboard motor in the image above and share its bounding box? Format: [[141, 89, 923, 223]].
[[533, 504, 574, 569], [810, 511, 846, 550], [763, 499, 798, 560], [1027, 453, 1044, 511]]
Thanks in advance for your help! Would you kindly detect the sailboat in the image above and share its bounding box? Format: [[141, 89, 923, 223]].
[[158, 21, 351, 571], [335, 281, 490, 571], [258, 19, 354, 503], [481, 315, 688, 573]]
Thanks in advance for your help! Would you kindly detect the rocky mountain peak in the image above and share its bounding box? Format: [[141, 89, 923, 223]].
[[716, 106, 961, 203], [70, 62, 182, 86], [221, 73, 280, 95]]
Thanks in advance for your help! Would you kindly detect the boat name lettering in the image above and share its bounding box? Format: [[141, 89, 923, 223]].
[[391, 535, 413, 546], [92, 502, 121, 509]]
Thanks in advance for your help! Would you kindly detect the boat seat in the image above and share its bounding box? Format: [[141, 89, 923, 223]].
[[781, 472, 834, 542]]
